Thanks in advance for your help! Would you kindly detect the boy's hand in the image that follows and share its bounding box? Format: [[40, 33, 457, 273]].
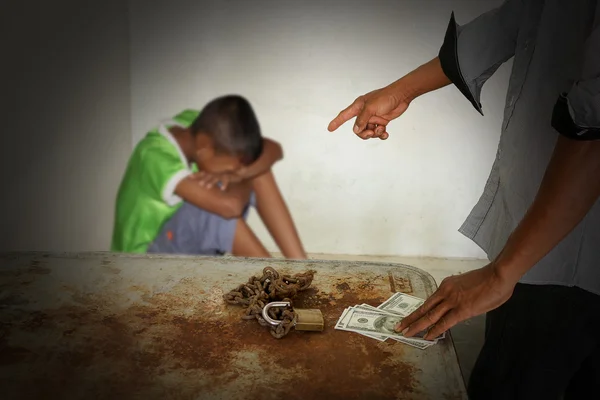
[[234, 138, 283, 181], [190, 139, 283, 189], [189, 170, 247, 191]]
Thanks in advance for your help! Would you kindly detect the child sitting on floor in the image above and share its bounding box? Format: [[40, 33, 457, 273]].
[[111, 95, 306, 259]]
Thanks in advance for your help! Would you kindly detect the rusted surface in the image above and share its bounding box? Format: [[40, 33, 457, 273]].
[[0, 252, 467, 400]]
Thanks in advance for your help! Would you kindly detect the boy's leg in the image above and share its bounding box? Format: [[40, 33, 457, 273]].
[[231, 219, 270, 258], [251, 170, 307, 259], [147, 201, 269, 258]]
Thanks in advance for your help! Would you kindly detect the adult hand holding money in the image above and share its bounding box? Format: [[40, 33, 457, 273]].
[[335, 292, 444, 350], [395, 263, 517, 340]]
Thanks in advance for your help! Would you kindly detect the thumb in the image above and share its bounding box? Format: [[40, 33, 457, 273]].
[[353, 104, 375, 134]]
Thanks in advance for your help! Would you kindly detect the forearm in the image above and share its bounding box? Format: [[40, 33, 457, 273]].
[[494, 136, 600, 282], [225, 180, 253, 205], [176, 178, 253, 219], [394, 57, 452, 103], [241, 138, 283, 180]]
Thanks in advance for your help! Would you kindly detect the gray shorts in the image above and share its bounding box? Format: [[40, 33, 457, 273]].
[[147, 193, 256, 256]]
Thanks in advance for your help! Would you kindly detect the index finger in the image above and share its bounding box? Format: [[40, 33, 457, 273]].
[[395, 291, 444, 332], [423, 309, 460, 341], [327, 98, 364, 132]]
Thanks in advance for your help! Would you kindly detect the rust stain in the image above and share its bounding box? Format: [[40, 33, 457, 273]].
[[387, 273, 413, 294], [0, 273, 422, 399], [20, 311, 47, 331], [388, 271, 397, 293], [396, 276, 413, 294], [0, 259, 50, 278]]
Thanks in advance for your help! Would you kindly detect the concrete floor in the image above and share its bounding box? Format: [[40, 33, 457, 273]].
[[277, 253, 489, 386]]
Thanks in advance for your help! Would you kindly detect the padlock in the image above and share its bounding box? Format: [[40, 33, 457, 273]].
[[294, 308, 325, 331], [262, 301, 325, 332]]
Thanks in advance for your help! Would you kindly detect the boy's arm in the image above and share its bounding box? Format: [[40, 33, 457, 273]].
[[191, 138, 283, 190], [239, 138, 283, 180], [175, 177, 252, 219]]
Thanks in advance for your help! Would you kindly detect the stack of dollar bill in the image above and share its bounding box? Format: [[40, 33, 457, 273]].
[[335, 292, 445, 350]]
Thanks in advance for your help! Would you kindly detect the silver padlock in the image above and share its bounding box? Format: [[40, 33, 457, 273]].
[[262, 301, 325, 332]]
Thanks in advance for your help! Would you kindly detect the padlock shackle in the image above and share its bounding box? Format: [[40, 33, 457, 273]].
[[261, 301, 291, 326]]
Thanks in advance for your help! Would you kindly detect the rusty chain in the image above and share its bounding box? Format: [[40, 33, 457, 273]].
[[223, 267, 315, 339]]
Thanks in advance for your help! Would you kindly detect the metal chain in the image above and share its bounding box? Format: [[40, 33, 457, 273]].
[[223, 267, 315, 339]]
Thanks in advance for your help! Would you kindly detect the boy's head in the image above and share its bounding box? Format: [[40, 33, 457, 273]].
[[189, 95, 263, 173]]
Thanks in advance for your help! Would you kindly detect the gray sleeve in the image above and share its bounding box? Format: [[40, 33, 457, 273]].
[[551, 6, 600, 140], [438, 0, 523, 115]]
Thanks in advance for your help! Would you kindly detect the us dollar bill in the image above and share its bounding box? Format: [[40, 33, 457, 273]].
[[360, 304, 436, 347], [393, 336, 435, 350], [336, 306, 388, 341], [340, 308, 436, 341], [377, 292, 425, 317], [337, 307, 434, 348], [376, 293, 446, 340]]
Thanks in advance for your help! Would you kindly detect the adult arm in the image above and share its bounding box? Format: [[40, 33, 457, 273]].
[[327, 0, 523, 138], [498, 10, 600, 278], [439, 0, 523, 115], [398, 16, 600, 340]]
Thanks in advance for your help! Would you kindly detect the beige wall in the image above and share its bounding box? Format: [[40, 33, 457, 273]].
[[0, 1, 512, 258], [129, 0, 511, 258], [0, 1, 131, 251]]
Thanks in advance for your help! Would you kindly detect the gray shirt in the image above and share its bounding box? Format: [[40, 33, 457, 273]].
[[438, 0, 600, 295]]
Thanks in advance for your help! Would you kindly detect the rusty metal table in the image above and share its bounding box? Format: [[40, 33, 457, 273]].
[[0, 252, 467, 400]]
